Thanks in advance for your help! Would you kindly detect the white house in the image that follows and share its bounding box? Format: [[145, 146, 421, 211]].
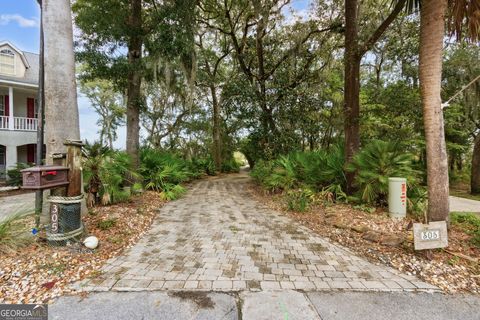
[[0, 41, 42, 180]]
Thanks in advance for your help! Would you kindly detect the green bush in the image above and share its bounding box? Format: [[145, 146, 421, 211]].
[[250, 144, 345, 199], [6, 163, 32, 186], [286, 188, 314, 212], [83, 142, 138, 206], [250, 159, 274, 185], [189, 157, 216, 176], [141, 149, 192, 191], [291, 146, 346, 189], [160, 184, 187, 201], [221, 157, 241, 173], [347, 140, 418, 205], [140, 148, 194, 200]]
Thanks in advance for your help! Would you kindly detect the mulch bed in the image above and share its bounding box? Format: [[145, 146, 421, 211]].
[[249, 184, 480, 294], [0, 191, 165, 304]]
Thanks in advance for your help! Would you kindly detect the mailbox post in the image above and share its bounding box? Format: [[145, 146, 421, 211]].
[[21, 140, 85, 245], [21, 166, 69, 190]]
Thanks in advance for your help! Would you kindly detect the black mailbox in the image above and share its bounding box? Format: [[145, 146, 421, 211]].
[[21, 165, 69, 190]]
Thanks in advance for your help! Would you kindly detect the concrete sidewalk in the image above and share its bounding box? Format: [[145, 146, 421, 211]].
[[0, 192, 34, 221], [450, 196, 480, 213], [50, 290, 480, 320]]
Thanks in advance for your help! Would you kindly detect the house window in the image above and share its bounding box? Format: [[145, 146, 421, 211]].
[[0, 145, 5, 166], [0, 95, 4, 116], [35, 99, 38, 119], [0, 49, 15, 75]]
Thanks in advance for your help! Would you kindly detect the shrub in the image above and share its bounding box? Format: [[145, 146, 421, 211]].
[[83, 142, 138, 206], [265, 155, 298, 191], [291, 145, 346, 190], [189, 157, 216, 176], [318, 183, 347, 203], [160, 184, 187, 201], [250, 159, 274, 185], [286, 188, 314, 212], [100, 151, 139, 204], [347, 140, 418, 205], [131, 182, 144, 194], [407, 183, 428, 216], [221, 157, 241, 173], [6, 163, 32, 186], [142, 150, 190, 190], [250, 144, 346, 200], [140, 148, 192, 200]]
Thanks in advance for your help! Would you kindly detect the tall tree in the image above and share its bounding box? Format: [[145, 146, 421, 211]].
[[196, 30, 231, 170], [43, 0, 80, 160], [472, 135, 480, 194], [74, 0, 196, 168], [79, 79, 125, 148], [199, 0, 339, 159], [126, 0, 143, 169], [419, 0, 450, 221], [442, 44, 480, 195], [343, 0, 406, 192], [414, 0, 480, 221]]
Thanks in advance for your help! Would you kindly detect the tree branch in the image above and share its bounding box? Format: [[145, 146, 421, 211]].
[[358, 0, 406, 56]]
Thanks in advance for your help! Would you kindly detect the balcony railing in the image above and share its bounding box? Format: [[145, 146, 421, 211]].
[[0, 116, 38, 131], [0, 116, 7, 129]]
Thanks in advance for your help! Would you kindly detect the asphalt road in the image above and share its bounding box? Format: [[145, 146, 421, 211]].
[[50, 290, 480, 320]]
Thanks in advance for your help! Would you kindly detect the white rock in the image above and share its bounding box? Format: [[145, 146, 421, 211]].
[[83, 236, 99, 249]]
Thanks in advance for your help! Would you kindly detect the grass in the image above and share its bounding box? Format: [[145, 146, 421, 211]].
[[450, 181, 480, 201], [97, 218, 117, 230], [0, 210, 35, 254], [450, 212, 480, 248], [450, 190, 480, 202], [40, 262, 67, 275]]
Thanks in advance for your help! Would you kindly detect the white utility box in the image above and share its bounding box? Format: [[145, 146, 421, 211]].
[[388, 177, 407, 219]]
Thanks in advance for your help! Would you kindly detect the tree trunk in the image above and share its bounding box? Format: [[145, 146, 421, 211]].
[[43, 0, 80, 162], [344, 0, 361, 193], [419, 0, 450, 222], [126, 0, 142, 170], [471, 134, 480, 195], [210, 85, 222, 171]]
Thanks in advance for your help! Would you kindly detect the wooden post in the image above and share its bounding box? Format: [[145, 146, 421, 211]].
[[65, 140, 83, 197], [49, 153, 67, 197]]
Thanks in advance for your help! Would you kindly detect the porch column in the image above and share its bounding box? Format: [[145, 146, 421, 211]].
[[5, 145, 17, 179], [8, 87, 13, 130]]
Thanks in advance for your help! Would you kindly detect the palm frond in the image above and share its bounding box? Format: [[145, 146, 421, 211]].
[[448, 0, 480, 42]]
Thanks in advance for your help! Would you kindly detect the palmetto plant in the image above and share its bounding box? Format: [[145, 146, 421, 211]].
[[140, 149, 192, 199], [347, 140, 418, 205], [295, 145, 346, 190], [83, 142, 138, 206], [265, 155, 298, 191], [83, 141, 112, 206]]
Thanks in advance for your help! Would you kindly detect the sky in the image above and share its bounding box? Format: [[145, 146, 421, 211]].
[[0, 0, 126, 148], [0, 0, 311, 150]]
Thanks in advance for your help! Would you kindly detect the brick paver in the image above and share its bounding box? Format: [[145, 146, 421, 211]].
[[78, 173, 439, 292]]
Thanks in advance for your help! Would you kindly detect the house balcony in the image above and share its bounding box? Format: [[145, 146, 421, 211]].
[[0, 115, 38, 131]]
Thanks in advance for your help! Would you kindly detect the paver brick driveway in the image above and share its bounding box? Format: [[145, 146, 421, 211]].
[[79, 173, 438, 292]]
